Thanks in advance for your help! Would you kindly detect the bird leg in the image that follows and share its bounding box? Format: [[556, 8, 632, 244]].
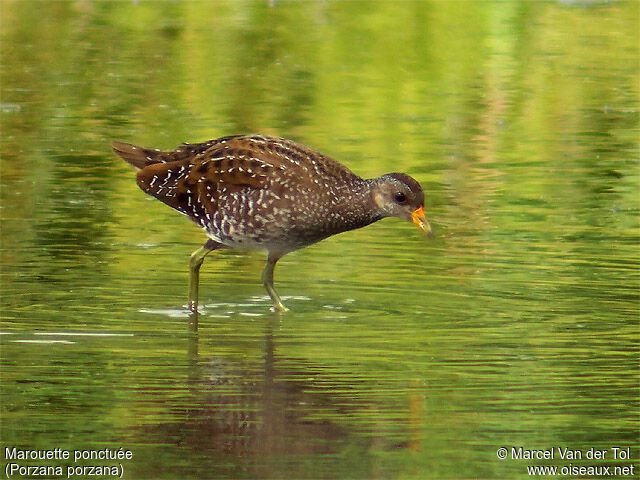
[[188, 239, 222, 312], [262, 252, 288, 312]]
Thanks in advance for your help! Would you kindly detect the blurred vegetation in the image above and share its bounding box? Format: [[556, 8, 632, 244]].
[[1, 1, 638, 479]]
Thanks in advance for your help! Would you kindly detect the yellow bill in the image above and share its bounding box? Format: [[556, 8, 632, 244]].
[[411, 206, 434, 238]]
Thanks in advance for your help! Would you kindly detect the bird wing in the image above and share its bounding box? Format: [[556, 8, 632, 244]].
[[212, 135, 362, 187], [114, 135, 361, 227], [112, 135, 243, 169]]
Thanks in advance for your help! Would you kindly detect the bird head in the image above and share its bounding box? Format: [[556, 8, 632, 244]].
[[372, 173, 433, 237]]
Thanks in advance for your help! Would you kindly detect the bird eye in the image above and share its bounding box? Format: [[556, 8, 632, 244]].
[[394, 192, 407, 204]]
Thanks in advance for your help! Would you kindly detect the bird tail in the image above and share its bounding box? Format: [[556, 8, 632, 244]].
[[112, 141, 164, 169]]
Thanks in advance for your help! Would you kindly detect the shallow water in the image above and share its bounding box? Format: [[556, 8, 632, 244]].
[[1, 1, 638, 479]]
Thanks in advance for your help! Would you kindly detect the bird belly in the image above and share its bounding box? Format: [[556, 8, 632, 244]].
[[204, 193, 334, 253]]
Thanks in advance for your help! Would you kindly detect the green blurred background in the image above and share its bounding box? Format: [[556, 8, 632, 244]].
[[1, 1, 638, 479]]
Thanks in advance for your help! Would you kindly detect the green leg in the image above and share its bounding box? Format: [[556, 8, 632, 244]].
[[188, 239, 220, 312], [262, 252, 288, 312]]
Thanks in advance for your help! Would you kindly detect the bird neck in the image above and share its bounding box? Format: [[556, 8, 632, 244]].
[[326, 178, 386, 231]]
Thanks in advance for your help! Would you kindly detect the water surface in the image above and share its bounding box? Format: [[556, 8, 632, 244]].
[[1, 1, 638, 479]]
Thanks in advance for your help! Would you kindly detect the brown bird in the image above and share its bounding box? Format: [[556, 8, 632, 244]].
[[113, 134, 432, 312]]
